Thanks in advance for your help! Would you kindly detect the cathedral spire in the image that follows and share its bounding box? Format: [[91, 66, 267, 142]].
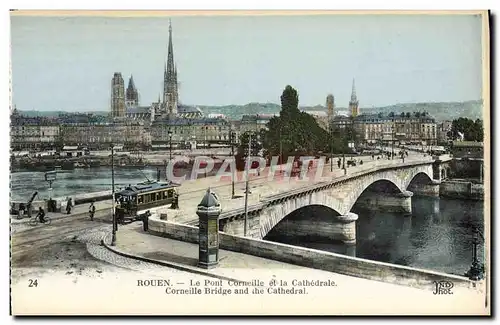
[[163, 18, 179, 118], [350, 78, 357, 102], [167, 19, 174, 76], [128, 75, 136, 90], [349, 78, 359, 117]]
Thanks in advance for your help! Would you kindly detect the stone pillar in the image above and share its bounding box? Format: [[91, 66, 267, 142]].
[[355, 191, 413, 214], [197, 188, 221, 269], [333, 213, 358, 245], [408, 179, 441, 197], [263, 212, 358, 245]]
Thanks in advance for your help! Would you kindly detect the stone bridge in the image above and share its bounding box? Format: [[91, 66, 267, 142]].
[[218, 156, 451, 245]]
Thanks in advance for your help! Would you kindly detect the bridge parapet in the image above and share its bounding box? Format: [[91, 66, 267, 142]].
[[219, 158, 436, 223]]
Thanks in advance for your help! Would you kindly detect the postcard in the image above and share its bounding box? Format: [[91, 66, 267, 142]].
[[9, 10, 490, 316]]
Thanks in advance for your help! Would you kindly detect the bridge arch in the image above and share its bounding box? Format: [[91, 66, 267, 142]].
[[259, 196, 343, 239], [406, 171, 434, 189], [263, 204, 342, 242], [345, 178, 405, 213]]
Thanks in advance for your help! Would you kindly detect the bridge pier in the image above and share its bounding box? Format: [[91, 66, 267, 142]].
[[264, 212, 359, 245], [355, 190, 413, 214], [408, 179, 441, 197]]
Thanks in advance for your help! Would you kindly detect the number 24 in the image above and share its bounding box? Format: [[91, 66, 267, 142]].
[[28, 279, 38, 287]]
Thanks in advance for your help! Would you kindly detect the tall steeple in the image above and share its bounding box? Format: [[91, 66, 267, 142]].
[[349, 78, 359, 117], [167, 19, 175, 76], [163, 18, 178, 118], [126, 75, 139, 108]]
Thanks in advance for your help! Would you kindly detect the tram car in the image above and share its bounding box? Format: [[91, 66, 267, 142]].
[[114, 180, 180, 224]]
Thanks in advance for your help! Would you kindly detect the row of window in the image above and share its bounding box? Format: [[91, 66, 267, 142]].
[[136, 190, 175, 205]]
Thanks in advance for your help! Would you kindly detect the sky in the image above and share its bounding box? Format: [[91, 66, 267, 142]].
[[10, 13, 484, 112]]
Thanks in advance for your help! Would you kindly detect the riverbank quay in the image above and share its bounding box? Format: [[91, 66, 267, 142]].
[[10, 148, 233, 172], [440, 179, 484, 200], [101, 223, 485, 300], [10, 190, 113, 215]]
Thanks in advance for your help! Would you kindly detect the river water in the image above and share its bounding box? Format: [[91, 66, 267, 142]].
[[10, 167, 485, 276]]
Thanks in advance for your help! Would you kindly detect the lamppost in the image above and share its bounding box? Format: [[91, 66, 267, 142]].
[[111, 144, 116, 246], [230, 129, 236, 199], [279, 125, 283, 168], [391, 118, 395, 159], [342, 132, 346, 173], [466, 226, 485, 281], [329, 125, 333, 172], [168, 129, 173, 161]]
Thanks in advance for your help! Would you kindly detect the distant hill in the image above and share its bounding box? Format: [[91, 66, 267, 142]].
[[199, 100, 484, 121], [360, 100, 484, 122], [17, 100, 483, 122]]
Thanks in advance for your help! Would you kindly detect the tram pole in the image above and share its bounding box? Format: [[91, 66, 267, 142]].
[[230, 130, 235, 199], [111, 144, 116, 246]]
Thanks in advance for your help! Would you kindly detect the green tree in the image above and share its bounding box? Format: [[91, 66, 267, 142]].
[[450, 117, 484, 141], [238, 85, 360, 163]]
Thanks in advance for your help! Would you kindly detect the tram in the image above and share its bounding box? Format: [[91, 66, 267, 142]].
[[114, 180, 180, 224]]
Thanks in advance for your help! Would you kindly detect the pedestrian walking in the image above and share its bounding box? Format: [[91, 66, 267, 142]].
[[66, 197, 73, 214], [89, 201, 96, 221]]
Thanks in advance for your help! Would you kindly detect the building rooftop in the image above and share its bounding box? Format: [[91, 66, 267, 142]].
[[127, 107, 151, 114], [151, 117, 230, 126], [178, 105, 204, 115]]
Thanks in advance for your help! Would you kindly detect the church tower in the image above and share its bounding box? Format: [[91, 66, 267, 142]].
[[125, 75, 139, 108], [163, 19, 179, 119], [349, 79, 359, 117], [326, 94, 335, 121], [111, 72, 125, 118]]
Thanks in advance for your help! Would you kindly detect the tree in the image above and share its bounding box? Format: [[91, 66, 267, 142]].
[[242, 85, 334, 162], [450, 117, 483, 141], [235, 131, 264, 170]]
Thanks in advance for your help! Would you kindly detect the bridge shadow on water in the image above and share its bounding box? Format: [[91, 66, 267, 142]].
[[263, 195, 484, 276]]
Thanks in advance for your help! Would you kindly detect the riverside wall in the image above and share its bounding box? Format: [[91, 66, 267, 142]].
[[440, 180, 484, 200], [147, 217, 475, 290]]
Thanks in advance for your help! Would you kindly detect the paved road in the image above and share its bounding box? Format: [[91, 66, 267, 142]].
[[10, 211, 118, 283]]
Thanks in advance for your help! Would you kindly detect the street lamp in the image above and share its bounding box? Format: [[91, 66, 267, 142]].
[[111, 144, 116, 246], [230, 129, 236, 199], [279, 125, 283, 168], [329, 125, 333, 172], [391, 119, 395, 159], [466, 226, 484, 281], [342, 133, 346, 173], [168, 129, 173, 161]]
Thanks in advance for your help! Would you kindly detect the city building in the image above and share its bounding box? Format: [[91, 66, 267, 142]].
[[10, 110, 60, 151], [331, 111, 438, 145], [150, 117, 234, 150], [438, 120, 453, 144], [111, 72, 126, 118], [239, 114, 277, 134], [60, 120, 149, 150]]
